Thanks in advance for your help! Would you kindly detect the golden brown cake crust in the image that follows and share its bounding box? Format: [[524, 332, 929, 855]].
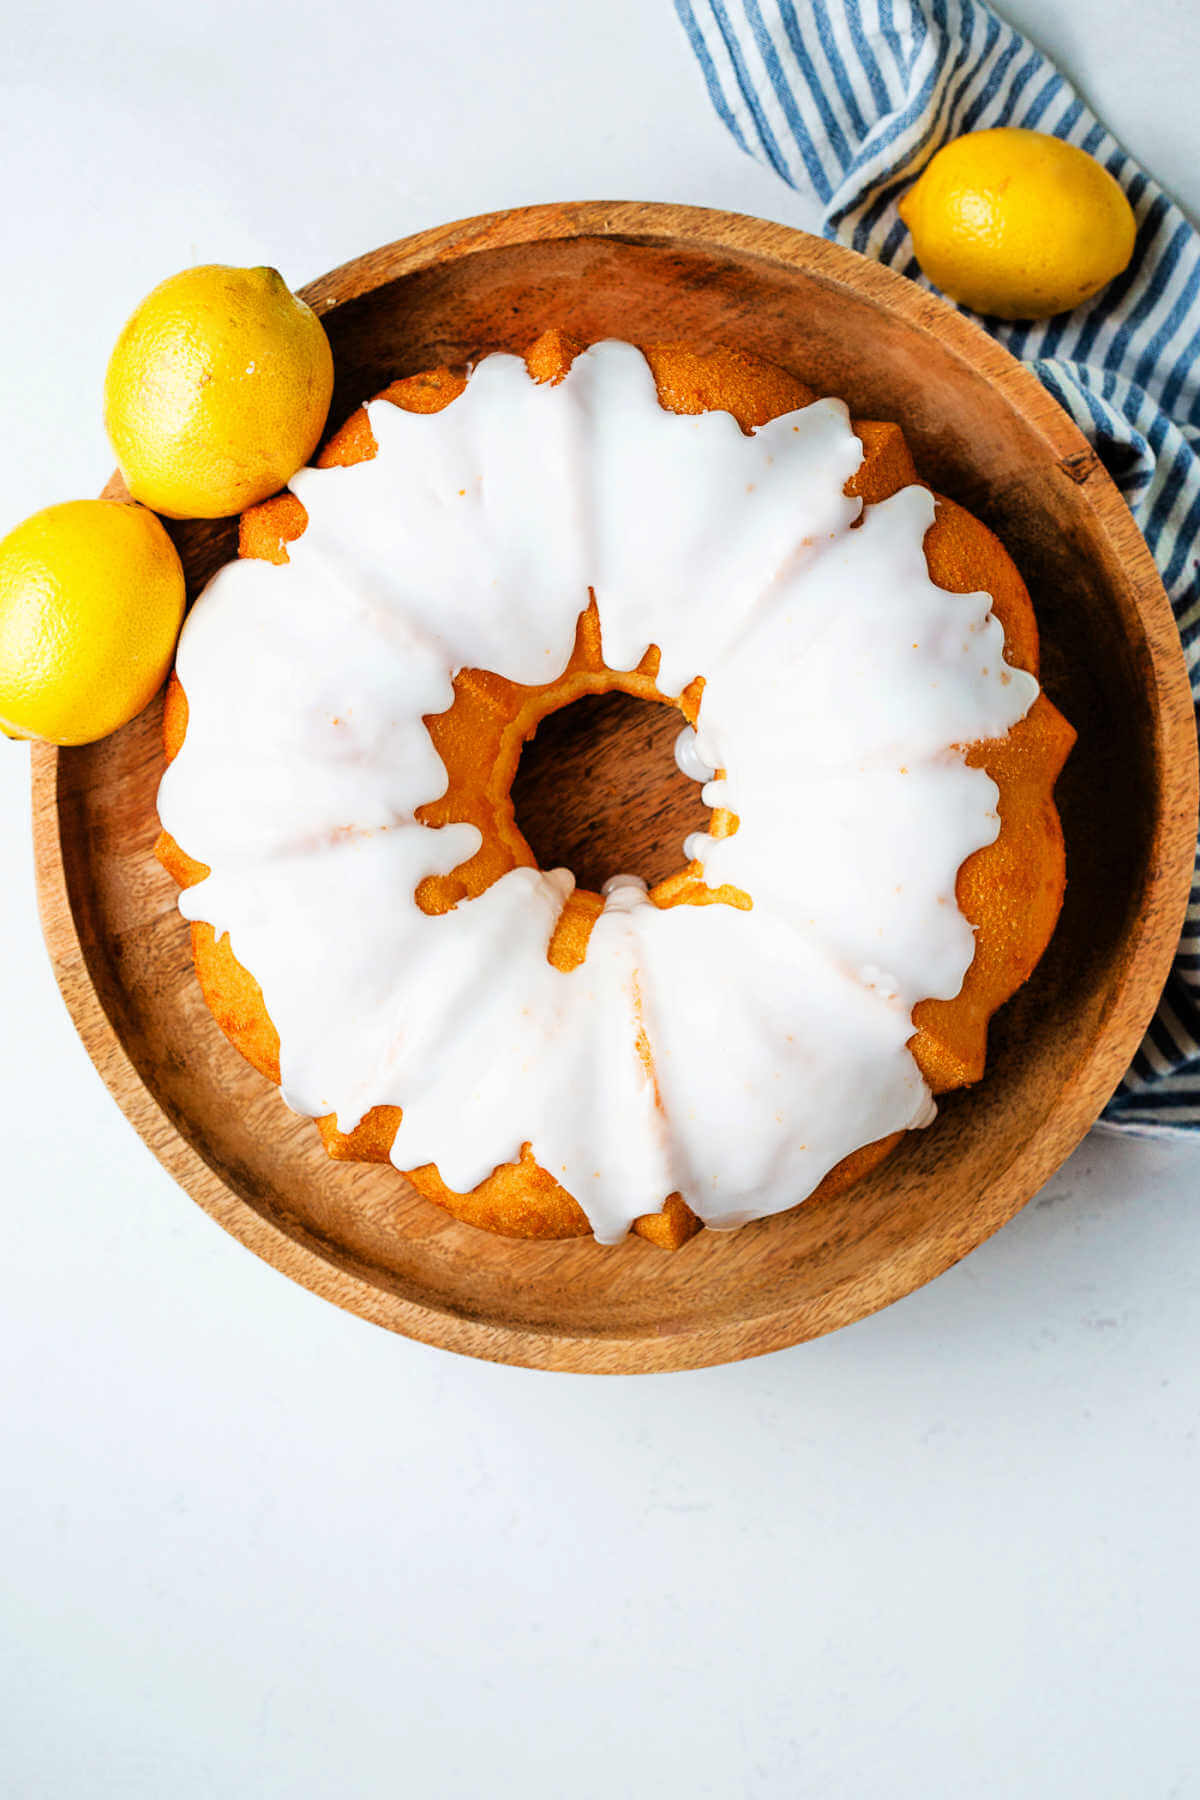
[[156, 329, 1073, 1249]]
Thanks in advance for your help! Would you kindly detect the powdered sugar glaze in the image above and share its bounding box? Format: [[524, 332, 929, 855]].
[[158, 341, 1037, 1242]]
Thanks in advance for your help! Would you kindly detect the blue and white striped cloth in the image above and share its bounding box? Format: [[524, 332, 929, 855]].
[[676, 0, 1200, 1128]]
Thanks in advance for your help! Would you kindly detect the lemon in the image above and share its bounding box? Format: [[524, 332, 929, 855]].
[[0, 500, 185, 745], [898, 128, 1136, 320], [104, 264, 334, 519]]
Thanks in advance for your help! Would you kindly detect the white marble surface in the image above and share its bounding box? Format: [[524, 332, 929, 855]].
[[2, 3, 1199, 1795]]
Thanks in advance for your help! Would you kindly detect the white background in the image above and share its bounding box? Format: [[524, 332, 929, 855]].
[[3, 3, 1200, 1795]]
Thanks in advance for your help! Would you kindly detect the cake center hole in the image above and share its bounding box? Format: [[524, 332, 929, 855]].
[[511, 690, 711, 894]]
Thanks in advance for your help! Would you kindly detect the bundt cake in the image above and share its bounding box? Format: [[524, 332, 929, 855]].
[[155, 330, 1074, 1249]]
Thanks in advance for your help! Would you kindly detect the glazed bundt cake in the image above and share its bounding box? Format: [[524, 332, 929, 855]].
[[155, 330, 1074, 1249]]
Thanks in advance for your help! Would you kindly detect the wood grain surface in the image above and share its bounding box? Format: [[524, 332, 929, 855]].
[[31, 202, 1199, 1372], [511, 690, 709, 891]]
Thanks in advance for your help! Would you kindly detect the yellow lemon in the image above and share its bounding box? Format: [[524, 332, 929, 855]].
[[0, 500, 185, 745], [898, 128, 1136, 320], [104, 264, 334, 519]]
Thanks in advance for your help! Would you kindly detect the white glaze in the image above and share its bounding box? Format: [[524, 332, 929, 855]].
[[158, 340, 1038, 1241], [674, 725, 715, 784]]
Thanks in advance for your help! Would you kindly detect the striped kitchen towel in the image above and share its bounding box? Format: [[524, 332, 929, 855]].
[[676, 0, 1200, 1129]]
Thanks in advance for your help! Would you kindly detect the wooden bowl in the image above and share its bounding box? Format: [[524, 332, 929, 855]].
[[32, 203, 1197, 1372]]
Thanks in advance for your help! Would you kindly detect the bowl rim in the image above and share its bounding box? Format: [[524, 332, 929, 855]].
[[30, 201, 1200, 1371]]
